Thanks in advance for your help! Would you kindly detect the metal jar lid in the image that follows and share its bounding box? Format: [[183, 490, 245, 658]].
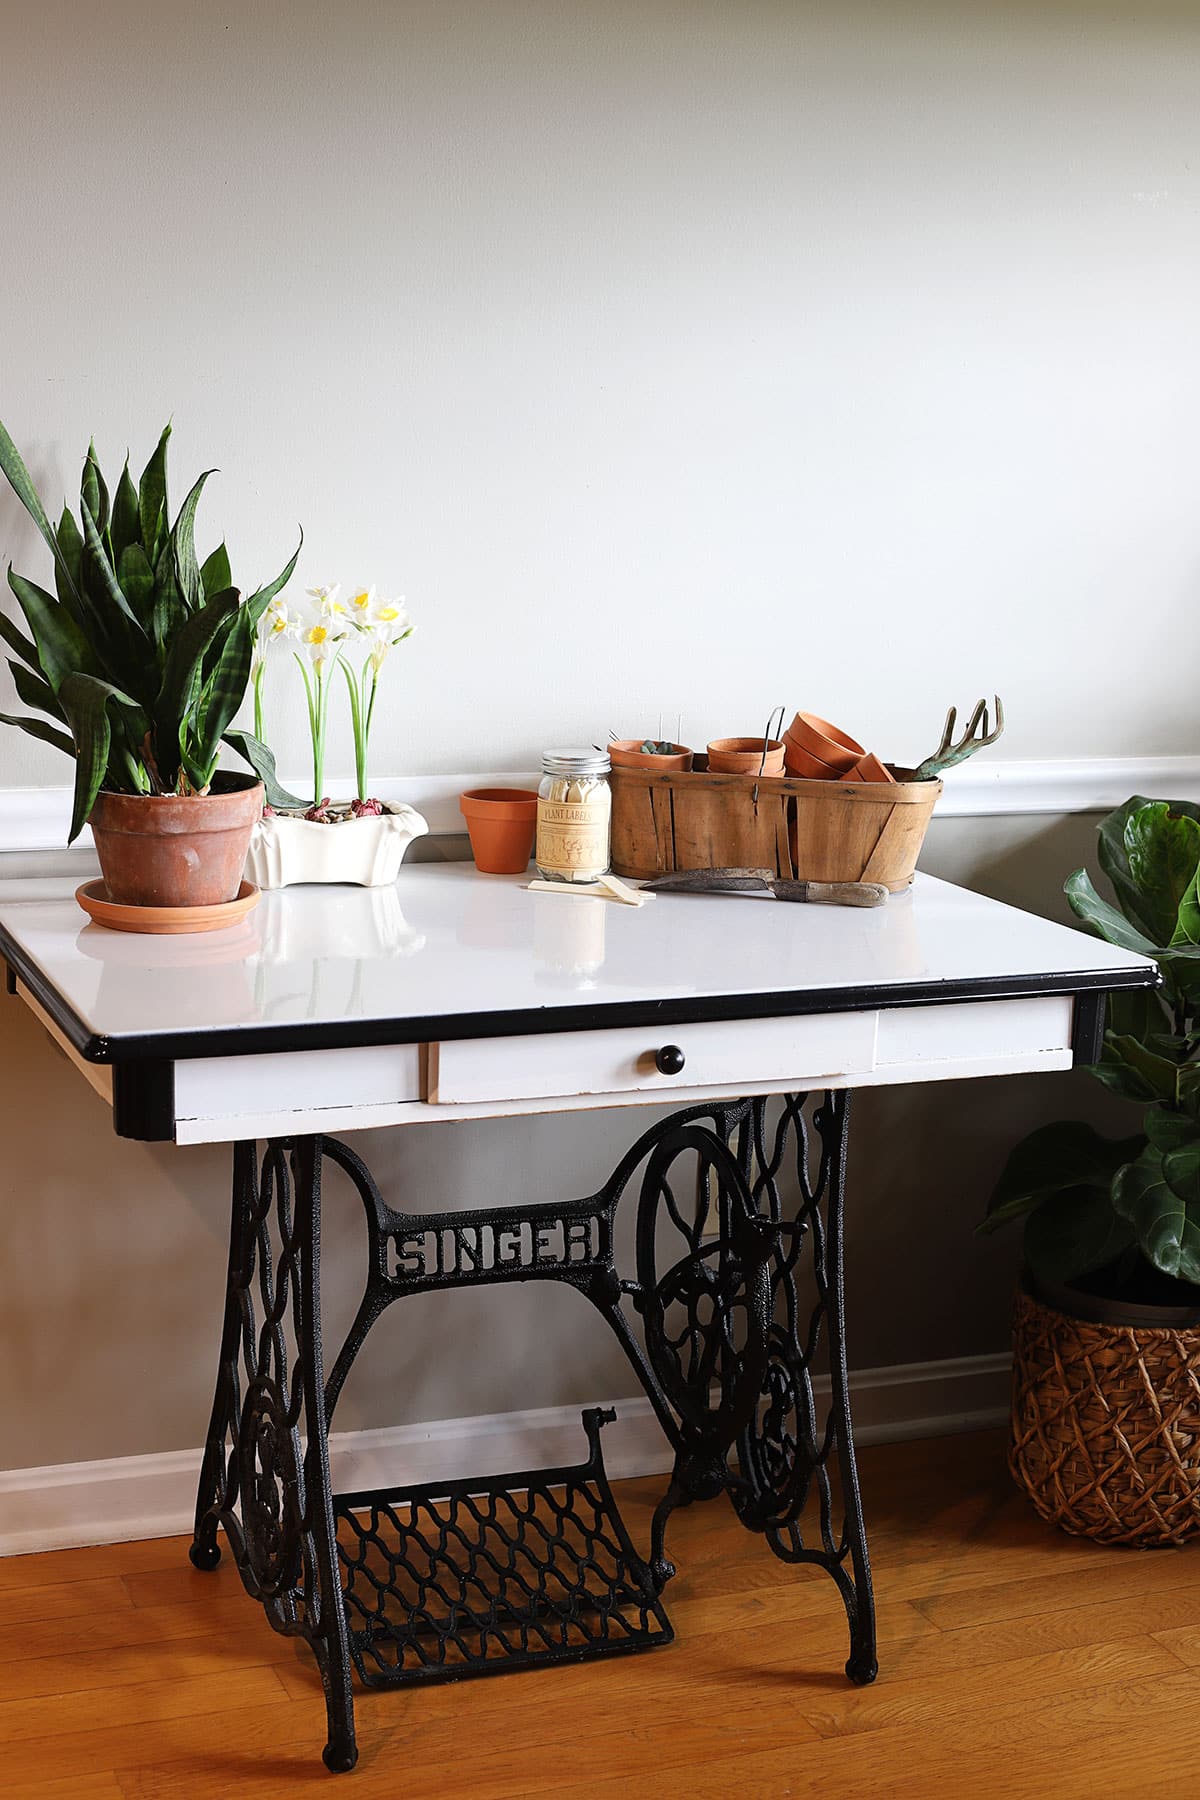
[[541, 748, 611, 777]]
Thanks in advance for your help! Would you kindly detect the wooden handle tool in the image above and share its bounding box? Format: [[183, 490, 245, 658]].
[[641, 868, 889, 908]]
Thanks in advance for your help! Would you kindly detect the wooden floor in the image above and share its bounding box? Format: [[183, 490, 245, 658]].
[[2, 1428, 1198, 1798]]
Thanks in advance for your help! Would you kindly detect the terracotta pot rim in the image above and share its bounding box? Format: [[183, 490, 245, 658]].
[[460, 788, 539, 816], [707, 737, 785, 755]]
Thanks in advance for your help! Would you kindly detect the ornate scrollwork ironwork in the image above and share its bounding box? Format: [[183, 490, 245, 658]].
[[189, 1091, 876, 1775]]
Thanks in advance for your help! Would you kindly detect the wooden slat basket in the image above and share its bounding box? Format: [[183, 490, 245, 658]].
[[609, 763, 942, 890]]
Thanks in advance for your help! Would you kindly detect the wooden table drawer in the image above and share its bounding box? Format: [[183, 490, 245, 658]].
[[428, 1013, 879, 1105]]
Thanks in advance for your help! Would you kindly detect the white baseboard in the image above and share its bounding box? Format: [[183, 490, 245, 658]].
[[0, 1352, 1010, 1558], [3, 756, 1199, 853]]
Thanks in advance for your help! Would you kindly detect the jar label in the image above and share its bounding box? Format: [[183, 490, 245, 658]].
[[537, 800, 609, 878]]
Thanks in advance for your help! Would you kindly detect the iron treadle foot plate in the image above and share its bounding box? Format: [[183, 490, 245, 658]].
[[333, 1408, 673, 1687]]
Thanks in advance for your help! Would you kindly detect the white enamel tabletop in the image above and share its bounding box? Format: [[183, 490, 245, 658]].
[[0, 865, 1157, 1059]]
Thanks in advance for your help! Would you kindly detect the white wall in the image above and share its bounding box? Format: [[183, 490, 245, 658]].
[[1, 0, 1198, 793]]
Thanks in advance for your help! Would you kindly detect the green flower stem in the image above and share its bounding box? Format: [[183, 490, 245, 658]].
[[340, 657, 367, 801], [293, 651, 320, 806]]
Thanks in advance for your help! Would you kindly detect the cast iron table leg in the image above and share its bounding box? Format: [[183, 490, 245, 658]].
[[189, 1137, 359, 1773]]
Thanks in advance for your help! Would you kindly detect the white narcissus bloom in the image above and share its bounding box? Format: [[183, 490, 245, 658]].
[[346, 585, 376, 620], [300, 620, 345, 670], [306, 582, 341, 608], [362, 597, 414, 673]]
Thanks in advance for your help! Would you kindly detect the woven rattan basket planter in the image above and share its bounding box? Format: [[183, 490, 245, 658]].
[[1010, 1282, 1200, 1546]]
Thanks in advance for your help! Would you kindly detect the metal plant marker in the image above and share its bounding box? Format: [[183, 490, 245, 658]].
[[189, 1099, 875, 1773]]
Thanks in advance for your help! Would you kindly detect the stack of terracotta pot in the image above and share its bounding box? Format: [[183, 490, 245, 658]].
[[782, 713, 894, 784]]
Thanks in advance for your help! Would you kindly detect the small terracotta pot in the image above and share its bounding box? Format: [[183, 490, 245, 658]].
[[89, 774, 264, 909], [840, 752, 896, 785], [706, 737, 786, 775], [608, 740, 694, 773], [460, 788, 539, 874], [782, 742, 846, 780], [783, 712, 864, 776]]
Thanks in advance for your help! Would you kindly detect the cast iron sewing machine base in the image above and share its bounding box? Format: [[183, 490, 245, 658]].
[[189, 1092, 876, 1774]]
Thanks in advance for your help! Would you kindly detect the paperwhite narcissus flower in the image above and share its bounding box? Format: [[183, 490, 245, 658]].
[[300, 621, 344, 670], [347, 585, 376, 618], [306, 582, 341, 607]]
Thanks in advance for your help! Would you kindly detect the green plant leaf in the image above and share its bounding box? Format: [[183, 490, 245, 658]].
[[8, 660, 66, 721], [0, 418, 64, 565], [138, 424, 171, 564], [983, 1121, 1145, 1230], [1022, 1187, 1136, 1287], [200, 542, 231, 601], [1097, 796, 1200, 942], [0, 710, 75, 758], [116, 543, 155, 624], [151, 534, 187, 654], [1178, 1065, 1200, 1121], [1107, 1032, 1181, 1103], [1146, 1109, 1196, 1151], [6, 570, 99, 694], [244, 528, 303, 629], [1106, 986, 1171, 1042], [0, 604, 41, 672], [1064, 868, 1158, 957], [196, 608, 253, 771], [80, 499, 150, 642], [81, 440, 110, 542], [1113, 1143, 1200, 1283], [156, 588, 240, 777], [59, 672, 149, 842], [53, 506, 86, 624], [222, 728, 305, 807], [170, 468, 214, 611], [111, 460, 140, 563], [1122, 802, 1200, 947]]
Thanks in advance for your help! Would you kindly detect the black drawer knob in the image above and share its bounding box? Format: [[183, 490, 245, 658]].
[[655, 1044, 686, 1076]]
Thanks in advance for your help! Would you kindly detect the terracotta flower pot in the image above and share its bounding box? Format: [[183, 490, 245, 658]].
[[783, 712, 864, 777], [608, 740, 694, 773], [706, 737, 786, 775], [782, 741, 845, 780], [460, 788, 539, 874], [840, 752, 896, 784], [88, 773, 264, 909]]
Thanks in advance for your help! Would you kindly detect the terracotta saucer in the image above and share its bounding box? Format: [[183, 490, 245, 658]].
[[76, 878, 261, 935]]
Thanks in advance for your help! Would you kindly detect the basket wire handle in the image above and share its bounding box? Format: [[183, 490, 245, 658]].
[[752, 704, 786, 809]]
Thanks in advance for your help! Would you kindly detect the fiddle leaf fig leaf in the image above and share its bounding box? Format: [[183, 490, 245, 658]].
[[1124, 803, 1200, 947], [983, 1121, 1145, 1231], [1107, 1033, 1180, 1104], [1022, 1187, 1136, 1287], [1064, 869, 1157, 957], [1113, 1144, 1200, 1283]]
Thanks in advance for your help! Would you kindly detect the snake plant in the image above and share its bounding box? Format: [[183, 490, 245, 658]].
[[0, 420, 301, 839]]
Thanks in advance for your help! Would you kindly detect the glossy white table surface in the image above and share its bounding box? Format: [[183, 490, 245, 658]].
[[0, 865, 1157, 1059]]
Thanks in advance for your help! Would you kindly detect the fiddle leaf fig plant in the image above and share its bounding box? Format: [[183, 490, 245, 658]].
[[0, 420, 303, 839], [981, 797, 1200, 1299]]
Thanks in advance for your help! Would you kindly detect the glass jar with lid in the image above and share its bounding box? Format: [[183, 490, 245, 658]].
[[536, 749, 612, 884]]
